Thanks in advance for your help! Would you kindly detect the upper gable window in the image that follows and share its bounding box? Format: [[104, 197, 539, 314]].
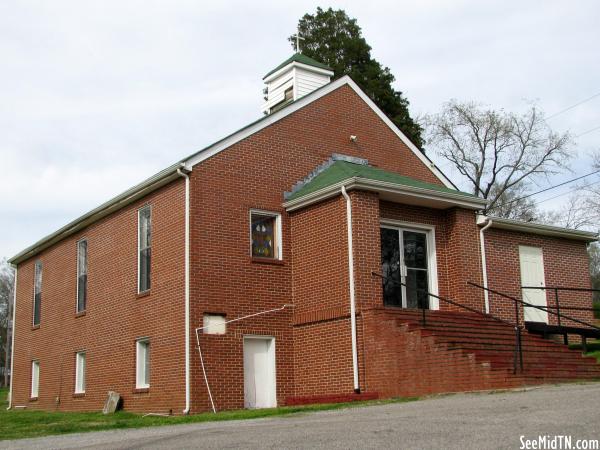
[[284, 86, 293, 102], [250, 210, 282, 260], [33, 260, 42, 326], [138, 206, 152, 293], [77, 239, 88, 313]]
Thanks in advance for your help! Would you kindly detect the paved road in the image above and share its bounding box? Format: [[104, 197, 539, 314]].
[[3, 383, 600, 449]]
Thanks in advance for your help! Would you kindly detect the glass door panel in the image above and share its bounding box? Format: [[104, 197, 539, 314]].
[[403, 231, 429, 309], [381, 228, 402, 306], [380, 227, 430, 309]]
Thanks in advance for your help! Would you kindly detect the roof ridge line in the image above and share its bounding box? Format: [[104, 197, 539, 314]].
[[284, 154, 368, 200]]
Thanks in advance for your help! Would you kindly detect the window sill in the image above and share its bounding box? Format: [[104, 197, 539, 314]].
[[133, 387, 150, 394], [29, 397, 38, 402], [75, 311, 86, 318], [73, 392, 86, 398], [250, 257, 284, 266], [137, 290, 151, 299], [31, 325, 40, 331]]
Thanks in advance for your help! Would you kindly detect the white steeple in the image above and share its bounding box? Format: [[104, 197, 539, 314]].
[[262, 53, 334, 115]]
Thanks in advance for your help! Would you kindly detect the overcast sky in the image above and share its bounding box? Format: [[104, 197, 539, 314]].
[[1, 0, 599, 259]]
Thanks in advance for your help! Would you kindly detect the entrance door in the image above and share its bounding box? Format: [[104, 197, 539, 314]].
[[243, 337, 276, 409], [519, 246, 548, 323], [381, 227, 431, 309]]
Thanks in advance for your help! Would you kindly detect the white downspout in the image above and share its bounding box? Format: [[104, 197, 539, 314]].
[[479, 217, 493, 314], [7, 266, 17, 410], [177, 168, 191, 414], [341, 186, 360, 394]]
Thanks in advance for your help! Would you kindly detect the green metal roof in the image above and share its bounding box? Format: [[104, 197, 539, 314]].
[[287, 161, 476, 201], [263, 53, 333, 79]]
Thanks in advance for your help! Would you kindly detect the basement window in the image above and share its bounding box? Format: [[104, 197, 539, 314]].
[[136, 339, 150, 389], [31, 360, 40, 398], [75, 352, 86, 394], [203, 314, 226, 334], [250, 210, 282, 260]]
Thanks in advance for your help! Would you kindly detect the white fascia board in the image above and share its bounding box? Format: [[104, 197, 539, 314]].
[[283, 177, 487, 212], [477, 214, 598, 242], [184, 75, 456, 191], [340, 77, 456, 190], [9, 164, 185, 265], [263, 62, 334, 83]]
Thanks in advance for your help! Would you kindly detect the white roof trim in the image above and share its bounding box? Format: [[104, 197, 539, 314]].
[[263, 61, 334, 83], [283, 176, 486, 212], [477, 214, 598, 242], [183, 76, 456, 189]]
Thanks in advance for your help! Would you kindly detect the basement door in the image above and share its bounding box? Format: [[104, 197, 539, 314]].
[[243, 337, 276, 409], [519, 246, 549, 323]]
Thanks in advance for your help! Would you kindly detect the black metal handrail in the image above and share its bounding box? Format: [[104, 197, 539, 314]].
[[520, 285, 600, 328], [470, 282, 600, 332], [372, 271, 523, 374]]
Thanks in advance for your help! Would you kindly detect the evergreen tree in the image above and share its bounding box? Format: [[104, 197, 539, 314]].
[[290, 7, 423, 148]]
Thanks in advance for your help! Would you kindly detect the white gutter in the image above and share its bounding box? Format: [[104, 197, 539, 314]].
[[479, 217, 493, 314], [477, 214, 598, 242], [177, 168, 191, 414], [7, 266, 17, 410], [341, 186, 360, 393], [283, 177, 487, 213]]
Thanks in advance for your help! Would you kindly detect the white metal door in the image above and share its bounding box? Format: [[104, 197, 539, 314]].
[[519, 246, 548, 323], [243, 337, 276, 409]]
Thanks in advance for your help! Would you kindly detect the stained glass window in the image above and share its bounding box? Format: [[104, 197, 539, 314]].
[[251, 212, 279, 259]]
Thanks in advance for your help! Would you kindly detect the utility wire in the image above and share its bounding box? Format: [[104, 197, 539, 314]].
[[577, 125, 600, 138], [533, 178, 600, 206], [491, 168, 600, 209], [546, 92, 600, 120]]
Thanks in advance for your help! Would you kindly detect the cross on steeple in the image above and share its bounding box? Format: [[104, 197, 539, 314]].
[[292, 27, 305, 53]]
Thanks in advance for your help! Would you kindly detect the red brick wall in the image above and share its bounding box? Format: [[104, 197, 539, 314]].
[[11, 181, 186, 413], [484, 229, 593, 326], [187, 83, 447, 411], [362, 308, 522, 397], [378, 202, 484, 311]]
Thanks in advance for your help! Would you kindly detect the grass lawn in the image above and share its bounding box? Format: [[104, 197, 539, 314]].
[[569, 340, 600, 363], [0, 387, 417, 441]]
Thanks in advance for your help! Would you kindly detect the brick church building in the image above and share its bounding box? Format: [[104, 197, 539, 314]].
[[7, 53, 599, 414]]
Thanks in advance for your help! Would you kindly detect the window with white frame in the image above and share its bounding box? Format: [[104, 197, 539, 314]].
[[33, 260, 42, 326], [31, 360, 40, 398], [250, 210, 282, 259], [75, 352, 86, 394], [138, 206, 152, 293], [77, 240, 88, 312], [136, 339, 150, 389]]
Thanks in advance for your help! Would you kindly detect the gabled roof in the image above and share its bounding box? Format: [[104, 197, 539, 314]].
[[283, 160, 487, 212], [182, 76, 456, 190], [10, 75, 456, 265], [263, 53, 333, 79], [288, 160, 474, 201]]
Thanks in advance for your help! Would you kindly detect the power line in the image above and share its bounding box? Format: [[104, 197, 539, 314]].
[[492, 168, 600, 209], [533, 178, 600, 206], [577, 125, 600, 138], [546, 92, 600, 120]]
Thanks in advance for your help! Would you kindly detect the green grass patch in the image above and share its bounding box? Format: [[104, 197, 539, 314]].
[[569, 340, 600, 363], [0, 387, 417, 441]]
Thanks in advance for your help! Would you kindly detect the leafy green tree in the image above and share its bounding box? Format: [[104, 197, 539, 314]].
[[290, 7, 424, 148]]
